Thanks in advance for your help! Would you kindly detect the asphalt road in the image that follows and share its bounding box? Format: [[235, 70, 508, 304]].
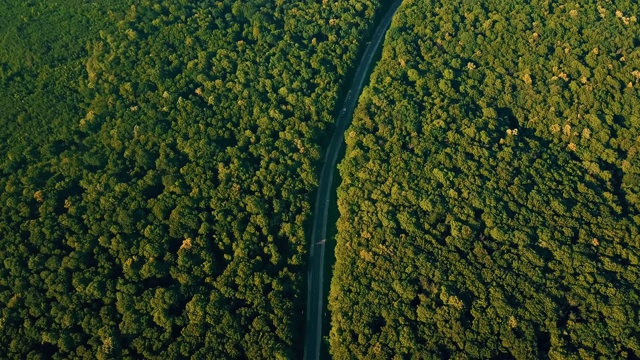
[[303, 1, 403, 359]]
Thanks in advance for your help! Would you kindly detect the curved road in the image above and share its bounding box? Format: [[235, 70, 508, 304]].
[[304, 1, 403, 359]]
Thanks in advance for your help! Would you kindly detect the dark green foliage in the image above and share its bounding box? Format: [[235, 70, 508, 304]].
[[330, 0, 640, 358], [0, 0, 384, 358]]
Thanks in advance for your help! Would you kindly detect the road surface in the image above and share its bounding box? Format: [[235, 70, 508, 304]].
[[303, 1, 403, 359]]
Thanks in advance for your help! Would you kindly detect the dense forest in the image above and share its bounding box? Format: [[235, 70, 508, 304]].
[[0, 0, 385, 358], [330, 0, 640, 358]]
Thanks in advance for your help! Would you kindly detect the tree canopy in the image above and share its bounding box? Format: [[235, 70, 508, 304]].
[[0, 0, 385, 358], [330, 0, 640, 358]]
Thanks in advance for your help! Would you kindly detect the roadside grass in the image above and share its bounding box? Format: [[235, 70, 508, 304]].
[[305, 1, 400, 358], [319, 142, 345, 359], [319, 11, 390, 358]]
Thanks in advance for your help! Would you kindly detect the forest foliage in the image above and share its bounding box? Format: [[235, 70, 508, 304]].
[[330, 0, 640, 358], [0, 0, 384, 358]]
